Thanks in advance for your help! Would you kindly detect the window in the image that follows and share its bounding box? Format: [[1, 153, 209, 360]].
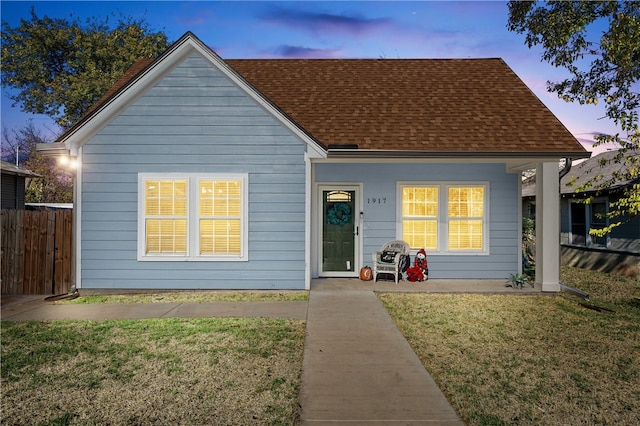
[[401, 186, 439, 250], [589, 201, 608, 247], [138, 174, 248, 261], [447, 186, 484, 250], [399, 183, 488, 254], [569, 199, 609, 248], [145, 179, 188, 254]]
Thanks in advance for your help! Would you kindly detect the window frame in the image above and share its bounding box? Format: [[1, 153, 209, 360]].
[[138, 173, 248, 262], [397, 181, 489, 255], [569, 197, 609, 249]]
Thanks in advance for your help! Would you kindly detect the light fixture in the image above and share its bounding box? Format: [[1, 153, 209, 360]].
[[57, 155, 77, 170]]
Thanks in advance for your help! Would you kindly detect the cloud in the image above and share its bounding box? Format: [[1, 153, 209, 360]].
[[267, 45, 342, 58], [576, 135, 624, 156], [576, 136, 600, 147], [259, 5, 392, 37], [171, 4, 218, 27], [576, 132, 621, 145]]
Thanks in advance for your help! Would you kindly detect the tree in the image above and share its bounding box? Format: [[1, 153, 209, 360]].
[[1, 8, 169, 129], [1, 123, 73, 203], [507, 1, 640, 234]]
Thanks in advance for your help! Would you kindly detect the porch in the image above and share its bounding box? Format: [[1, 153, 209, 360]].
[[311, 278, 541, 293]]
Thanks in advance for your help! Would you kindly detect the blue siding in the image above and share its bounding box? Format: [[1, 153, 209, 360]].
[[80, 53, 307, 289], [315, 162, 520, 279]]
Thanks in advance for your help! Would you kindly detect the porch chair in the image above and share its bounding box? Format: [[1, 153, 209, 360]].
[[372, 240, 410, 284]]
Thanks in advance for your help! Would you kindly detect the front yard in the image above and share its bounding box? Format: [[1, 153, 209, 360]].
[[380, 267, 640, 425], [1, 317, 305, 425], [1, 267, 638, 425]]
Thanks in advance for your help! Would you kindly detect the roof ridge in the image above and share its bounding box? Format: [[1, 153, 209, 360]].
[[226, 57, 504, 61]]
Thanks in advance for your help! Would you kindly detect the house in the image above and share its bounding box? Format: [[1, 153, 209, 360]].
[[523, 149, 640, 276], [1, 160, 40, 210], [38, 32, 589, 291]]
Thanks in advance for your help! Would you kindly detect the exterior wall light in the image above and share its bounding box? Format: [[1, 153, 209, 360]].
[[57, 155, 77, 170]]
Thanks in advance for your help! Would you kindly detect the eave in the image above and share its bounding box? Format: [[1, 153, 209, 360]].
[[325, 149, 591, 160], [35, 142, 69, 157]]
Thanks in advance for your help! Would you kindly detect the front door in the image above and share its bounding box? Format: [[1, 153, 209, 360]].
[[319, 186, 360, 277]]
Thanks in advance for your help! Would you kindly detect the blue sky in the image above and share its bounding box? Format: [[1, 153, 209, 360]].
[[0, 1, 621, 154]]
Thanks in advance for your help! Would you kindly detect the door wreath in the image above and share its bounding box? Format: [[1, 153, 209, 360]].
[[327, 203, 351, 226]]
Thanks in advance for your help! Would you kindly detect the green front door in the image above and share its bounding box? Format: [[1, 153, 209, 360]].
[[321, 188, 359, 276]]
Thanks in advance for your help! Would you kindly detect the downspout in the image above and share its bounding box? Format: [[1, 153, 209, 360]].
[[559, 157, 572, 180], [557, 158, 589, 300]]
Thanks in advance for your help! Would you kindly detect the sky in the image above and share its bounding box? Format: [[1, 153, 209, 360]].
[[0, 0, 623, 156]]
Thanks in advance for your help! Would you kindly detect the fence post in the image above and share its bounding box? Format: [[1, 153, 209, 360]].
[[0, 210, 17, 293], [45, 211, 56, 293]]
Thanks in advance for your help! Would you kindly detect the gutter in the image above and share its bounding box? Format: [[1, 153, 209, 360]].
[[36, 142, 69, 157], [327, 149, 591, 160]]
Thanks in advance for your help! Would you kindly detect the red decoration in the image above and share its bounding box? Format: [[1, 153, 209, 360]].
[[406, 249, 428, 282]]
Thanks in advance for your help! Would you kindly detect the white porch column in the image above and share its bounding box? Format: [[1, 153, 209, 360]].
[[535, 162, 561, 292]]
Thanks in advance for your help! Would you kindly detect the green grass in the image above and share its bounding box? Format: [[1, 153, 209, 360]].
[[4, 266, 638, 425], [56, 290, 309, 304], [379, 267, 640, 425], [1, 317, 305, 425]]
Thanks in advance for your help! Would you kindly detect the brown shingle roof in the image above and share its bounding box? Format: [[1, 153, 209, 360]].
[[227, 58, 585, 154], [59, 31, 586, 157]]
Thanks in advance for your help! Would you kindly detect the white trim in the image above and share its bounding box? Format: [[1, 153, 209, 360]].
[[137, 173, 248, 262], [304, 153, 312, 290], [314, 156, 576, 167], [316, 183, 363, 277], [74, 147, 83, 288], [517, 176, 523, 275], [397, 181, 490, 255]]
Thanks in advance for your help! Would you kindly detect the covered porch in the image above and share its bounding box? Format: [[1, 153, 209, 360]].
[[311, 278, 541, 294]]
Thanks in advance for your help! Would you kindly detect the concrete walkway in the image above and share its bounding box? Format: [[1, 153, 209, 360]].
[[0, 280, 523, 424], [0, 298, 308, 321], [299, 288, 463, 425]]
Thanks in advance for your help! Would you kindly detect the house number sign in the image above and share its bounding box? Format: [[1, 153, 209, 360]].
[[367, 197, 387, 204]]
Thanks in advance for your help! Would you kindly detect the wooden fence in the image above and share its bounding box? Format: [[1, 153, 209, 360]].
[[1, 209, 73, 295]]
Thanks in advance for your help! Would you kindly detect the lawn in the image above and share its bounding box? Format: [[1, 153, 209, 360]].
[[1, 317, 305, 425], [55, 290, 309, 304], [2, 267, 638, 425], [379, 267, 640, 425]]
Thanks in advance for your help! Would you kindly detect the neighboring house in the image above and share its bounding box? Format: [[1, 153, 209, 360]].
[[523, 149, 640, 263], [0, 160, 40, 210], [26, 203, 74, 211], [38, 32, 588, 291]]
